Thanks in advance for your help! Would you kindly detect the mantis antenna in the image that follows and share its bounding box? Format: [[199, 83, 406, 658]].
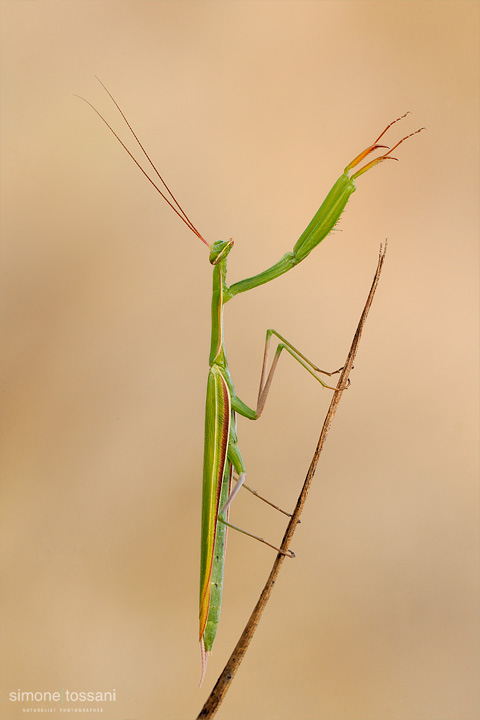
[[75, 78, 209, 247]]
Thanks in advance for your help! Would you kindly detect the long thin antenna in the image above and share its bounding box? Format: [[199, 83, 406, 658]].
[[94, 77, 205, 239], [75, 82, 209, 248]]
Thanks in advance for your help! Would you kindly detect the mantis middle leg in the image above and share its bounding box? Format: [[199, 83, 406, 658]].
[[232, 329, 345, 421], [221, 329, 343, 517]]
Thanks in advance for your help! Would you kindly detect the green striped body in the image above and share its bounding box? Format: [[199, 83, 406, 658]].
[[199, 366, 231, 645]]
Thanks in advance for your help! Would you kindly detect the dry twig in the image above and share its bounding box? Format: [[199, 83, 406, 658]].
[[197, 243, 388, 719]]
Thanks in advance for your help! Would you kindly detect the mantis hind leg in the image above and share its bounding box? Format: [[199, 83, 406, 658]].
[[219, 468, 291, 553], [218, 516, 295, 558], [219, 441, 246, 515], [234, 472, 292, 517], [221, 442, 291, 517], [218, 440, 294, 558]]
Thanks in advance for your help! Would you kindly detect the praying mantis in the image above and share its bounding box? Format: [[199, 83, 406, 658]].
[[78, 82, 423, 684]]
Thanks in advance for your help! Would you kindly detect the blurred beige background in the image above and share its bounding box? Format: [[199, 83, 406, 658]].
[[1, 2, 478, 719]]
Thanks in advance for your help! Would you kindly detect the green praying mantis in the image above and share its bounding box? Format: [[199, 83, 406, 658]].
[[79, 82, 423, 684]]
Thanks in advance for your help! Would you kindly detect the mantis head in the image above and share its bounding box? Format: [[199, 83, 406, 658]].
[[209, 239, 234, 265]]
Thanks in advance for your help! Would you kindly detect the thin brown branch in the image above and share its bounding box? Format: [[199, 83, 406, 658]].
[[196, 243, 388, 719]]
